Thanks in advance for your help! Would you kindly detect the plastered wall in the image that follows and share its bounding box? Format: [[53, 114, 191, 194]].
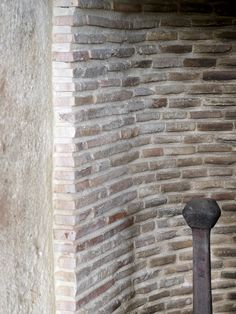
[[0, 1, 54, 313]]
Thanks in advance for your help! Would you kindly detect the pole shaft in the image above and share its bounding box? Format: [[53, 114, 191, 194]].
[[182, 198, 221, 314], [192, 228, 212, 314]]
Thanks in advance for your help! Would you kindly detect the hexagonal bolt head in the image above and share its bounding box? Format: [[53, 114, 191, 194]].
[[183, 198, 221, 230]]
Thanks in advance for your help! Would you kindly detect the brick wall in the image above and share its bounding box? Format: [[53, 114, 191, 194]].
[[53, 1, 236, 313]]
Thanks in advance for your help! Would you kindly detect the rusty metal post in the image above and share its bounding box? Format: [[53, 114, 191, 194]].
[[182, 198, 221, 314]]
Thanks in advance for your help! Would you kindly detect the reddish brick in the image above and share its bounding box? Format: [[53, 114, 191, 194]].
[[142, 147, 164, 158], [108, 211, 127, 224]]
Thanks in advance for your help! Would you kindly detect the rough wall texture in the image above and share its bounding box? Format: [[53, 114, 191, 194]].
[[0, 1, 54, 313], [53, 1, 236, 313]]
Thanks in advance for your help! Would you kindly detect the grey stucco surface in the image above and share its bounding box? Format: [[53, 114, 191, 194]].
[[0, 1, 54, 313]]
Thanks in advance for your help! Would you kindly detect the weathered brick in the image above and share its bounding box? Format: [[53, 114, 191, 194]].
[[214, 248, 236, 257], [111, 151, 139, 167], [150, 255, 176, 267], [86, 15, 132, 29], [142, 147, 164, 158], [182, 168, 207, 178], [135, 209, 158, 223], [108, 60, 131, 72], [95, 90, 133, 104], [141, 72, 167, 83], [133, 173, 156, 185], [53, 51, 89, 62], [149, 159, 176, 170], [169, 98, 200, 108], [168, 71, 200, 81], [77, 0, 111, 9], [215, 31, 236, 40], [179, 31, 213, 40], [128, 162, 149, 174], [160, 276, 184, 288], [113, 2, 142, 12], [177, 157, 203, 167], [132, 59, 153, 68], [198, 144, 231, 152], [136, 282, 158, 294], [190, 110, 222, 119], [122, 76, 140, 87], [155, 84, 186, 95], [141, 221, 155, 233], [134, 87, 154, 97], [102, 117, 134, 131], [127, 33, 146, 43], [145, 303, 165, 313], [136, 111, 160, 122], [160, 44, 192, 54], [151, 98, 168, 108], [202, 97, 236, 106], [161, 181, 190, 193], [188, 84, 223, 94], [74, 95, 94, 106], [197, 122, 233, 131], [109, 178, 133, 195], [209, 168, 233, 177], [74, 33, 106, 44], [218, 57, 236, 67], [108, 211, 127, 225], [203, 70, 236, 81], [194, 44, 231, 53], [164, 146, 195, 156], [125, 298, 147, 312], [222, 203, 236, 211], [205, 155, 236, 165], [135, 235, 155, 249], [184, 58, 216, 67], [210, 192, 235, 201], [192, 17, 233, 26], [225, 110, 236, 119], [139, 123, 165, 135], [149, 290, 170, 302], [152, 135, 181, 144], [153, 57, 183, 68], [156, 170, 180, 181], [114, 47, 135, 58], [166, 122, 196, 132], [166, 297, 192, 309], [193, 179, 222, 190], [184, 134, 214, 143], [133, 19, 157, 30], [161, 17, 191, 27], [121, 127, 139, 139], [75, 66, 107, 79], [137, 44, 159, 55], [146, 30, 177, 41]]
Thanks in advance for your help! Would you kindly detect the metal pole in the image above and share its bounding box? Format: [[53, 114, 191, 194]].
[[182, 198, 221, 314]]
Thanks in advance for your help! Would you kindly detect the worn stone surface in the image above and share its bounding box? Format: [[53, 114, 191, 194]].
[[0, 1, 54, 313]]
